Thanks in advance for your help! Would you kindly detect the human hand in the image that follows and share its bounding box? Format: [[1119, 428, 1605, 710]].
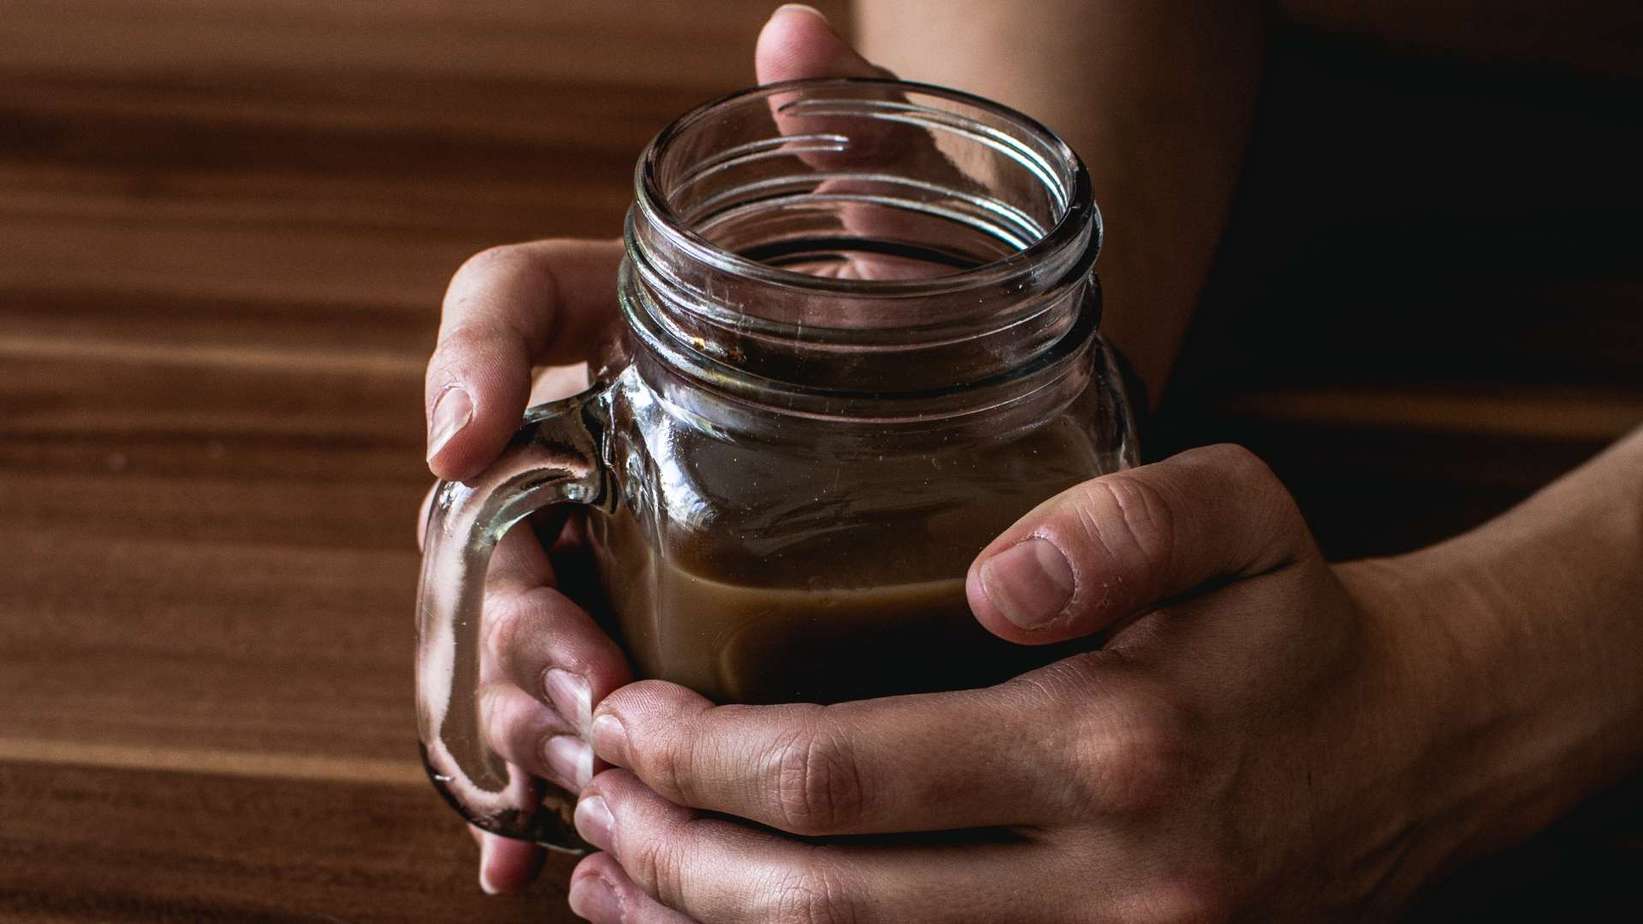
[[419, 2, 907, 893], [564, 444, 1471, 921], [419, 358, 633, 893]]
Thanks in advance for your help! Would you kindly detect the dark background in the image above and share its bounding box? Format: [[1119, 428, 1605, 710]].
[[1, 2, 1638, 920], [1163, 22, 1643, 564]]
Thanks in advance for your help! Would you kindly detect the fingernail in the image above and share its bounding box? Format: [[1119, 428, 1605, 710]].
[[979, 537, 1076, 629], [478, 835, 501, 895], [544, 668, 593, 734], [569, 873, 623, 923], [590, 714, 630, 765], [544, 735, 593, 789], [774, 3, 829, 24], [426, 385, 473, 462], [574, 795, 615, 852]]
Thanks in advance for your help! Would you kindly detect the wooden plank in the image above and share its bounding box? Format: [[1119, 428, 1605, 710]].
[[0, 0, 803, 88], [0, 2, 837, 920], [0, 350, 428, 763], [0, 760, 577, 923], [0, 739, 424, 787]]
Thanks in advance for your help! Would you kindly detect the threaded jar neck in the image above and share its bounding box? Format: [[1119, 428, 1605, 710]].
[[620, 77, 1101, 422]]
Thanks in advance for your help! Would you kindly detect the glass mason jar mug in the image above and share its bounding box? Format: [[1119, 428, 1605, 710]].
[[416, 78, 1138, 850]]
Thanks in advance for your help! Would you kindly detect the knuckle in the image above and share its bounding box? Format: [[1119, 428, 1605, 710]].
[[434, 243, 546, 366], [625, 698, 699, 805], [1074, 686, 1193, 815], [1194, 441, 1265, 471], [425, 326, 494, 396], [1069, 474, 1177, 576], [1195, 443, 1291, 507], [1130, 877, 1236, 924], [1194, 443, 1306, 537], [1009, 650, 1111, 713], [431, 321, 500, 367], [766, 715, 866, 835], [766, 855, 867, 924], [479, 588, 531, 665], [1011, 655, 1087, 703], [629, 830, 690, 908], [641, 731, 692, 803], [452, 243, 531, 289]]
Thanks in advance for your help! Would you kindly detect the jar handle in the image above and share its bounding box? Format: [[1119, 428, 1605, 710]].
[[415, 389, 611, 850]]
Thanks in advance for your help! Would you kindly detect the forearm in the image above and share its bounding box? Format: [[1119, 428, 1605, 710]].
[[852, 0, 1265, 400], [1392, 427, 1643, 870]]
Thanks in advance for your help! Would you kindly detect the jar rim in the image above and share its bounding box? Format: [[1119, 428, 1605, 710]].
[[633, 76, 1100, 298]]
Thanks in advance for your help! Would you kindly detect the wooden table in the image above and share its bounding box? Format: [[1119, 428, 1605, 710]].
[[2, 2, 1639, 920]]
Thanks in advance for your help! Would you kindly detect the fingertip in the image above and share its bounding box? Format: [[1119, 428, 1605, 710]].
[[568, 853, 630, 923], [541, 621, 637, 724], [424, 376, 528, 483], [426, 238, 623, 482], [477, 831, 544, 895], [969, 554, 1067, 646], [582, 767, 682, 822], [756, 2, 886, 84], [591, 681, 713, 779], [424, 419, 506, 483], [544, 667, 594, 733], [425, 329, 534, 483], [772, 3, 829, 24], [595, 679, 713, 728], [572, 791, 616, 854], [478, 855, 500, 895], [965, 561, 1006, 636], [425, 383, 473, 462], [588, 713, 630, 768], [978, 538, 1079, 638]]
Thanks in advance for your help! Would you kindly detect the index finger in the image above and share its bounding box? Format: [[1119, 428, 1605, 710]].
[[424, 238, 621, 481], [586, 671, 1091, 837]]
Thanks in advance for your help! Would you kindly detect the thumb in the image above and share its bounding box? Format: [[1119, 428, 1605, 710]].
[[751, 5, 967, 280], [755, 4, 891, 85], [966, 444, 1318, 645]]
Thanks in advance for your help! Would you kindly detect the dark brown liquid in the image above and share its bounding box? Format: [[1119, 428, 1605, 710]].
[[588, 476, 1090, 700], [585, 374, 1121, 705], [611, 565, 1077, 704]]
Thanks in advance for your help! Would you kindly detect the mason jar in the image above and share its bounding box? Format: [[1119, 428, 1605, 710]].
[[416, 77, 1138, 850]]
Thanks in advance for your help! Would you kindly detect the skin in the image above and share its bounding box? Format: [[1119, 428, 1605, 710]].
[[564, 435, 1643, 921], [854, 0, 1265, 399], [419, 4, 1643, 918]]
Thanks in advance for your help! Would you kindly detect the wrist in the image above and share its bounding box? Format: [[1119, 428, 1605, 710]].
[[1361, 546, 1560, 862], [1352, 435, 1643, 880], [1328, 551, 1509, 898]]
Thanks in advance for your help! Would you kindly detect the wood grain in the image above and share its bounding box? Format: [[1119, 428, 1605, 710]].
[[0, 2, 841, 920], [0, 1, 1638, 920], [0, 760, 578, 923]]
